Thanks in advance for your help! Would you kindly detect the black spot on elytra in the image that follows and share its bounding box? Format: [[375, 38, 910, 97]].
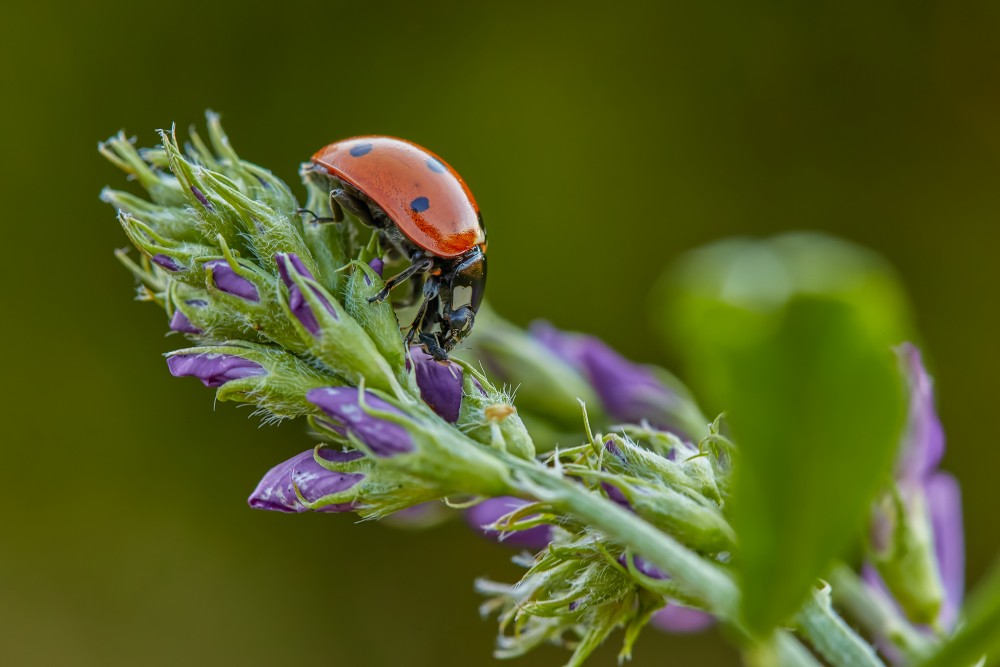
[[426, 158, 446, 173], [350, 143, 373, 157], [410, 196, 430, 213]]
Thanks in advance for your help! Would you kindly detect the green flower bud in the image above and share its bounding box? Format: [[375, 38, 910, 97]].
[[343, 253, 407, 379], [167, 342, 337, 420]]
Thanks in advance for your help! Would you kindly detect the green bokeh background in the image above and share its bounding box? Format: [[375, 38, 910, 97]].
[[3, 2, 998, 665]]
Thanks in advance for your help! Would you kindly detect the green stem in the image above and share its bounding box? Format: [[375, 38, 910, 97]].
[[500, 451, 738, 615], [500, 452, 823, 666], [796, 585, 884, 667], [828, 563, 934, 662]]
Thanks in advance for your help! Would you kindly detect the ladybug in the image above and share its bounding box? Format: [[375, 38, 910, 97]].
[[306, 136, 487, 360]]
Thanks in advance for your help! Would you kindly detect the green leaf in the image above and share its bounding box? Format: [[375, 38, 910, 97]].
[[920, 560, 1000, 667], [659, 233, 909, 636]]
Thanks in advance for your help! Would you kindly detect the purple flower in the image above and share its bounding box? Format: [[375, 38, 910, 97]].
[[651, 605, 716, 634], [616, 552, 716, 634], [169, 309, 202, 334], [531, 321, 691, 435], [602, 482, 632, 508], [866, 344, 964, 629], [465, 496, 553, 550], [307, 387, 415, 457], [166, 352, 266, 387], [190, 185, 213, 210], [204, 259, 259, 301], [895, 344, 946, 484], [926, 473, 964, 628], [152, 254, 185, 272], [408, 346, 466, 423], [617, 553, 667, 580], [248, 448, 365, 513], [275, 253, 338, 336]]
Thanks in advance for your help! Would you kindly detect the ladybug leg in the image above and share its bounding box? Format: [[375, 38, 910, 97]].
[[296, 208, 338, 224], [392, 274, 425, 309], [330, 188, 378, 227], [405, 278, 441, 344], [418, 332, 450, 362], [368, 257, 434, 303]]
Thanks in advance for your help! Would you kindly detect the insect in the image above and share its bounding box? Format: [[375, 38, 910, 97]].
[[306, 136, 487, 361]]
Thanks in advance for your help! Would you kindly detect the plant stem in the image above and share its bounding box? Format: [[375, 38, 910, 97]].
[[828, 563, 934, 662], [796, 585, 884, 667], [500, 452, 821, 665], [501, 451, 739, 615]]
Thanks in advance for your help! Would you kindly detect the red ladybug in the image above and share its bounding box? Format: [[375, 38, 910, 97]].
[[307, 136, 487, 360]]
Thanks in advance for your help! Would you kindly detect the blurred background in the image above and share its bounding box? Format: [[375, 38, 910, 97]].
[[3, 1, 999, 665]]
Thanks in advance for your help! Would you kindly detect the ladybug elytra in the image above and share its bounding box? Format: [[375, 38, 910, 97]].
[[306, 136, 487, 360]]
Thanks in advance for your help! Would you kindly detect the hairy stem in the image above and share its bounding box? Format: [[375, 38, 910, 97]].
[[796, 584, 884, 667]]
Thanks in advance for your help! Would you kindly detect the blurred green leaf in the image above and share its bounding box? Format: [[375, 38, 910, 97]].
[[659, 233, 909, 637], [920, 559, 1000, 667]]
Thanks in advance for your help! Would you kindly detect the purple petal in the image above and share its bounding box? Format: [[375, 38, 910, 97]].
[[275, 252, 314, 282], [896, 344, 945, 483], [204, 260, 260, 302], [166, 352, 266, 387], [650, 605, 715, 634], [369, 257, 384, 277], [409, 346, 464, 423], [617, 553, 667, 580], [169, 309, 202, 334], [190, 185, 214, 210], [152, 254, 185, 272], [248, 448, 365, 513], [307, 387, 415, 457], [602, 481, 632, 508], [465, 496, 553, 550], [530, 321, 685, 434], [926, 472, 964, 629], [275, 253, 338, 336], [604, 438, 625, 461]]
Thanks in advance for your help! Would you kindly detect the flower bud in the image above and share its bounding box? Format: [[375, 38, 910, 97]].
[[409, 346, 465, 423], [599, 437, 734, 552], [275, 253, 337, 336], [471, 310, 602, 433], [616, 553, 716, 634], [168, 343, 334, 419], [451, 362, 535, 460], [167, 351, 266, 387], [343, 254, 406, 375], [650, 605, 715, 634], [308, 386, 512, 498], [308, 387, 415, 457], [116, 211, 215, 284], [865, 344, 964, 628], [465, 496, 553, 550], [531, 321, 706, 439], [153, 254, 185, 272], [248, 448, 366, 513], [204, 259, 260, 302], [169, 309, 202, 334], [278, 257, 400, 394], [298, 176, 349, 294]]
